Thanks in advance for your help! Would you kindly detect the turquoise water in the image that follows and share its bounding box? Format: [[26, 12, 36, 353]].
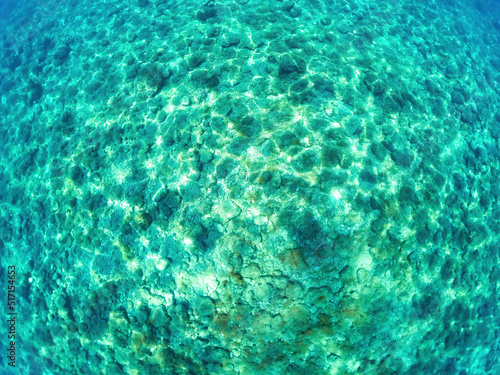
[[0, 0, 499, 374]]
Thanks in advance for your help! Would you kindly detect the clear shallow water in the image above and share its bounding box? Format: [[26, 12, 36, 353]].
[[0, 0, 499, 374]]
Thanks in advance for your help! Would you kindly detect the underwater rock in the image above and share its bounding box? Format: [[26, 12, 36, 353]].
[[27, 80, 43, 105], [3, 0, 500, 374], [197, 7, 217, 21]]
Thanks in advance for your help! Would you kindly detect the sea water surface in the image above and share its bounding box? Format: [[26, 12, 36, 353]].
[[0, 0, 499, 374]]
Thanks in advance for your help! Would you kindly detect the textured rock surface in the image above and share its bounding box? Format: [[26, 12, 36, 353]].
[[0, 0, 499, 374]]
